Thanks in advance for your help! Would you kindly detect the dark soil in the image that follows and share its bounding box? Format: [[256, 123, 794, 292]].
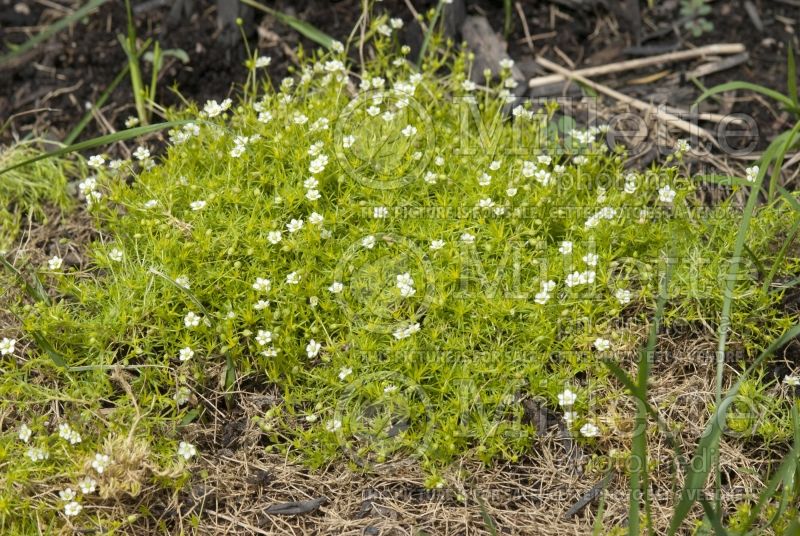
[[1, 0, 798, 150]]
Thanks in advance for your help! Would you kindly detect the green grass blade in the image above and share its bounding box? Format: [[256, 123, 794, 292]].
[[239, 0, 334, 49], [30, 331, 68, 368], [741, 404, 799, 533], [695, 82, 798, 113], [698, 498, 729, 536], [0, 0, 111, 66], [0, 256, 50, 305], [711, 142, 773, 512], [417, 0, 447, 66], [64, 63, 132, 145], [788, 44, 798, 109], [0, 121, 191, 176], [668, 324, 800, 535], [628, 258, 672, 536], [761, 216, 800, 293], [767, 122, 800, 200], [477, 497, 498, 536]]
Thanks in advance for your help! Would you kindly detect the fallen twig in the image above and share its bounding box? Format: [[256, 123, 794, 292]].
[[535, 56, 718, 146], [529, 43, 746, 88]]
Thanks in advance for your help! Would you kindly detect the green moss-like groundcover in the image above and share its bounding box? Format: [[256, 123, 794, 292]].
[[3, 28, 798, 526]]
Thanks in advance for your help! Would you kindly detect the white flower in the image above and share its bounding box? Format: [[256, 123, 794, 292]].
[[78, 177, 97, 195], [305, 414, 318, 423], [329, 281, 344, 294], [534, 289, 551, 304], [108, 248, 123, 262], [304, 177, 319, 189], [582, 253, 598, 266], [478, 198, 494, 209], [309, 154, 329, 174], [306, 339, 322, 358], [658, 185, 676, 204], [506, 187, 518, 197], [557, 389, 577, 407], [293, 113, 308, 125], [478, 172, 491, 186], [401, 125, 417, 137], [745, 165, 759, 183], [190, 200, 206, 211], [306, 189, 321, 201], [26, 446, 49, 461], [521, 160, 536, 178], [287, 219, 304, 233], [594, 338, 611, 352], [390, 17, 404, 29], [78, 477, 96, 494], [558, 241, 573, 255], [184, 311, 201, 328], [382, 111, 396, 122], [124, 116, 139, 128], [430, 239, 445, 250], [624, 179, 637, 194], [462, 80, 476, 91], [253, 299, 270, 310], [144, 199, 159, 209], [87, 155, 105, 168], [256, 330, 272, 346], [460, 233, 475, 244], [268, 231, 282, 244], [331, 40, 344, 53], [255, 55, 271, 68], [0, 337, 16, 356], [573, 155, 587, 165], [563, 411, 577, 423], [393, 322, 420, 340], [252, 277, 271, 292], [396, 272, 416, 297], [784, 374, 800, 387], [373, 206, 388, 219], [133, 146, 150, 161], [580, 422, 600, 438], [377, 24, 392, 36], [537, 155, 551, 166], [178, 441, 197, 460], [203, 98, 232, 118], [18, 423, 32, 443], [338, 367, 353, 381], [91, 453, 111, 474], [59, 488, 76, 502], [179, 347, 194, 362], [262, 346, 278, 358], [362, 235, 376, 249], [325, 418, 342, 432], [258, 111, 273, 123], [675, 139, 691, 153], [343, 135, 355, 148], [309, 212, 324, 225], [286, 272, 301, 285], [64, 501, 82, 517], [366, 105, 380, 117], [615, 288, 632, 305], [58, 423, 81, 444]]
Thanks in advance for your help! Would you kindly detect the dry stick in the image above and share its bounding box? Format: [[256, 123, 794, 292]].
[[514, 2, 535, 53], [529, 43, 746, 88], [535, 56, 719, 146]]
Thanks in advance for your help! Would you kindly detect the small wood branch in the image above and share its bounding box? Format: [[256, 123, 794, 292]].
[[528, 43, 746, 88], [535, 56, 718, 146]]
